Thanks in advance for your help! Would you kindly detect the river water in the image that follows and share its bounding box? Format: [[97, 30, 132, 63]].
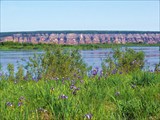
[[0, 47, 160, 73]]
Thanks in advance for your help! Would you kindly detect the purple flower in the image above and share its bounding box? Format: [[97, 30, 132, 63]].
[[149, 70, 154, 73], [70, 84, 80, 95], [119, 71, 123, 74], [84, 113, 93, 119], [78, 76, 82, 79], [56, 77, 59, 80], [92, 69, 98, 76], [59, 94, 68, 99], [115, 91, 120, 96], [95, 67, 99, 71], [70, 84, 77, 90], [6, 102, 13, 107], [112, 69, 117, 74], [32, 77, 36, 81], [74, 74, 77, 77], [19, 96, 25, 101], [18, 102, 23, 107]]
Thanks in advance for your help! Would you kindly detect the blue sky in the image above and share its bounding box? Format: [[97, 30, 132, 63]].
[[1, 0, 159, 32]]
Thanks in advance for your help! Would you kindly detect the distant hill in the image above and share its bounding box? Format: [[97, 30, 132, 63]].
[[0, 30, 160, 44]]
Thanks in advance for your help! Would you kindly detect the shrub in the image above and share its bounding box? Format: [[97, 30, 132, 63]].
[[16, 65, 24, 82], [7, 63, 14, 81], [24, 46, 87, 81], [104, 48, 145, 75]]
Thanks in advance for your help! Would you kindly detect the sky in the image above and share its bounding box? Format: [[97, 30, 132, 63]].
[[0, 0, 160, 32]]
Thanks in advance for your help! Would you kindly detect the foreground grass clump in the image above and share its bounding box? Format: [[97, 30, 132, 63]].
[[0, 72, 160, 120], [0, 46, 160, 119]]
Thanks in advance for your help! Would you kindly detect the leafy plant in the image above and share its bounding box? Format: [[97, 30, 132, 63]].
[[104, 48, 145, 75], [24, 46, 88, 81], [7, 63, 14, 81]]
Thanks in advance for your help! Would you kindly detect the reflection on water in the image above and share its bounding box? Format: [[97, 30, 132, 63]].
[[0, 47, 160, 73]]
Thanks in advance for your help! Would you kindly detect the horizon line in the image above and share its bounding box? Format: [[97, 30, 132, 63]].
[[1, 30, 160, 33]]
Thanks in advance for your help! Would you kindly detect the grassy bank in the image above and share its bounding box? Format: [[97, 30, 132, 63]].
[[0, 41, 160, 50], [0, 72, 160, 120], [0, 46, 160, 119]]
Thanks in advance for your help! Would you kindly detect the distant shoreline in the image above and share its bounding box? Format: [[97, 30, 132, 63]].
[[0, 42, 159, 50]]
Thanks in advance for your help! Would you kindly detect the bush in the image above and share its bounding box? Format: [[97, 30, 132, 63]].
[[104, 48, 145, 75], [24, 46, 88, 81]]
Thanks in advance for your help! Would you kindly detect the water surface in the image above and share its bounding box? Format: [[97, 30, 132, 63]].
[[0, 47, 159, 73]]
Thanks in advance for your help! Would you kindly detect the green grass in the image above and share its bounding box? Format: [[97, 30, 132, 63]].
[[0, 72, 160, 120], [0, 46, 160, 119], [0, 41, 160, 50]]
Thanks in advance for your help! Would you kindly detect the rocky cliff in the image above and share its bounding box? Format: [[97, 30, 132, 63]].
[[0, 31, 160, 44]]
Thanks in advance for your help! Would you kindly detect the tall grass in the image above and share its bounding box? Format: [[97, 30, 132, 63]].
[[0, 46, 160, 120]]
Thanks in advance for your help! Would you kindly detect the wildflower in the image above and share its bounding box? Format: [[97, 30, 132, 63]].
[[72, 87, 80, 95], [6, 102, 13, 107], [149, 70, 154, 73], [80, 80, 84, 83], [115, 91, 120, 96], [92, 69, 98, 76], [112, 69, 117, 74], [32, 77, 36, 81], [55, 77, 59, 80], [78, 76, 82, 79], [84, 113, 93, 119], [70, 84, 77, 90], [18, 102, 23, 107], [59, 94, 68, 99], [74, 73, 77, 77], [19, 96, 25, 101], [119, 71, 122, 74], [70, 84, 80, 90]]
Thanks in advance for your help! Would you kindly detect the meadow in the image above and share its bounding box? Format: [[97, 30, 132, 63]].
[[0, 46, 160, 120]]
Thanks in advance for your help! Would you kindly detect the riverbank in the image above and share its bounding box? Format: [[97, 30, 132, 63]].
[[0, 46, 160, 119], [1, 71, 160, 119], [0, 42, 160, 50]]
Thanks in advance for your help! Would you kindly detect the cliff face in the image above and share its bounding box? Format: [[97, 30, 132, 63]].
[[0, 31, 160, 44]]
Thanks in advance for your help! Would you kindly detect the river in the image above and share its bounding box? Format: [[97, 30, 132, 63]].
[[0, 46, 160, 73]]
